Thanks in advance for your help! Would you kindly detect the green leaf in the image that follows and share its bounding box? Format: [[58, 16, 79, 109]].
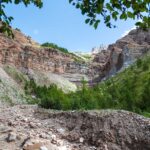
[[89, 20, 93, 25], [120, 13, 127, 20], [112, 11, 118, 20], [69, 0, 73, 3], [76, 3, 80, 9], [85, 18, 90, 24], [14, 0, 20, 4], [105, 15, 111, 23], [97, 3, 103, 13], [106, 3, 113, 11], [94, 20, 100, 29], [127, 11, 134, 18], [135, 21, 142, 26]]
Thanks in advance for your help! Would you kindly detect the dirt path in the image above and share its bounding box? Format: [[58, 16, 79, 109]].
[[0, 104, 150, 150]]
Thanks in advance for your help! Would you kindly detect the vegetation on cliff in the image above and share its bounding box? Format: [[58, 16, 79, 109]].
[[41, 42, 69, 54], [41, 42, 86, 63], [25, 54, 150, 117]]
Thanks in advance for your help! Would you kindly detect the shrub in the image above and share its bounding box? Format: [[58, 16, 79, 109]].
[[24, 54, 150, 117], [41, 42, 69, 54]]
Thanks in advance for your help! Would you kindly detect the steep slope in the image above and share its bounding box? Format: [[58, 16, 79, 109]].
[[97, 53, 150, 115], [0, 26, 150, 150], [0, 66, 27, 104], [0, 53, 150, 150], [0, 27, 149, 87], [92, 28, 150, 82], [25, 54, 150, 116], [0, 29, 89, 92]]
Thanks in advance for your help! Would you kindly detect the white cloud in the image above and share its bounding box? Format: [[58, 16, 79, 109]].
[[121, 26, 136, 37], [33, 29, 39, 35]]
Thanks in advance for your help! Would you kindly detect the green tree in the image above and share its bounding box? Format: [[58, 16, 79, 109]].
[[69, 0, 150, 29], [140, 77, 150, 112], [0, 0, 149, 35], [0, 0, 43, 36]]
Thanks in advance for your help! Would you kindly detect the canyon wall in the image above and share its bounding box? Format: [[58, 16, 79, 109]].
[[0, 30, 89, 85], [0, 28, 150, 86], [92, 28, 150, 82]]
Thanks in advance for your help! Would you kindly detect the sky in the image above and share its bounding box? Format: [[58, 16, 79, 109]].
[[5, 0, 137, 52]]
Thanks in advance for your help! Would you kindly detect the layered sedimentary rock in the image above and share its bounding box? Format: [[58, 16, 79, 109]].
[[92, 28, 150, 82], [0, 45, 72, 73], [108, 28, 150, 69], [0, 30, 89, 86], [0, 28, 150, 85]]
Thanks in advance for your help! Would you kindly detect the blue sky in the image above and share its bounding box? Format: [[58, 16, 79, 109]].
[[5, 0, 137, 52]]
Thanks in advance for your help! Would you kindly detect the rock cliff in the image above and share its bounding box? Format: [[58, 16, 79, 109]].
[[0, 30, 87, 74], [0, 29, 89, 90], [92, 28, 150, 82], [0, 28, 149, 87], [0, 26, 150, 150]]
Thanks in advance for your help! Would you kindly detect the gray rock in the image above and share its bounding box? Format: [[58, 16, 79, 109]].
[[7, 132, 17, 142], [79, 137, 84, 143], [40, 146, 48, 150]]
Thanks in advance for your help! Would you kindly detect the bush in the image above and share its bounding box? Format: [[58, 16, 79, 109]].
[[24, 54, 150, 116], [41, 42, 69, 54]]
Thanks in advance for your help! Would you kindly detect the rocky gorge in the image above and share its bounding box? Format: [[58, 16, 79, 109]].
[[0, 27, 150, 150], [92, 28, 150, 82], [0, 28, 150, 87], [0, 28, 89, 81]]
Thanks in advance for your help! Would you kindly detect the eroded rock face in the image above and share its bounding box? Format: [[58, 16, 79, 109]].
[[0, 28, 150, 85], [92, 28, 150, 82], [0, 40, 84, 74], [0, 30, 89, 84], [109, 28, 150, 66]]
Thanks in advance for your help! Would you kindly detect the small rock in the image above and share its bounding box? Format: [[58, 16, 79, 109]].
[[8, 121, 13, 126], [79, 137, 84, 143], [104, 144, 108, 150], [89, 146, 97, 150], [36, 122, 41, 127], [22, 118, 28, 122], [29, 122, 36, 128], [66, 132, 79, 142], [0, 125, 12, 133], [16, 135, 22, 140], [20, 105, 26, 109], [51, 134, 56, 141], [51, 139, 57, 144], [39, 133, 49, 139], [7, 132, 17, 142], [51, 135, 57, 144], [40, 146, 48, 150], [57, 128, 65, 134], [48, 131, 52, 135], [56, 139, 63, 146]]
